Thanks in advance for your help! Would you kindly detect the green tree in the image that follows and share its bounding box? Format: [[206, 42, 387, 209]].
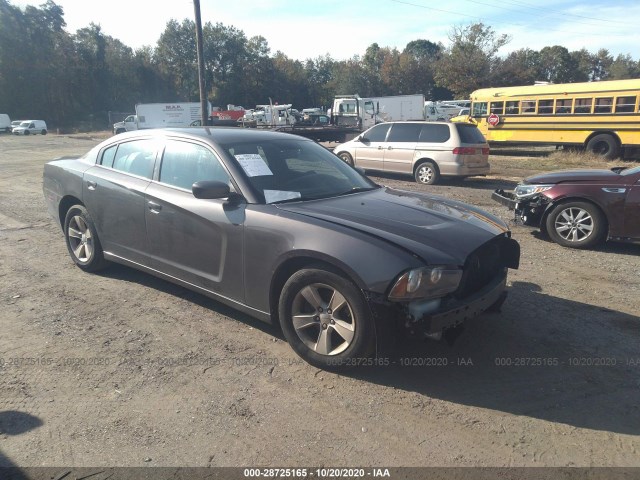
[[434, 23, 510, 97]]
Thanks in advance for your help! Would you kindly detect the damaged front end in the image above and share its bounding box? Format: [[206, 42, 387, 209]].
[[368, 234, 520, 347], [492, 186, 553, 227]]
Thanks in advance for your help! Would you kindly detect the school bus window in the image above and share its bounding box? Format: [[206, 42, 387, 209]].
[[489, 102, 504, 115], [594, 98, 613, 114], [555, 99, 572, 114], [471, 102, 488, 117], [615, 96, 636, 113], [505, 101, 519, 114], [521, 100, 536, 113], [574, 98, 592, 114], [538, 100, 553, 114]]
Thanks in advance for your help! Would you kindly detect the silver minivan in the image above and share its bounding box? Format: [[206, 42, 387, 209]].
[[334, 121, 490, 185]]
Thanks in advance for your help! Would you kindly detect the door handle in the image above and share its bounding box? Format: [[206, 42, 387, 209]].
[[377, 146, 384, 150], [86, 180, 97, 190], [387, 146, 393, 150], [148, 201, 162, 213]]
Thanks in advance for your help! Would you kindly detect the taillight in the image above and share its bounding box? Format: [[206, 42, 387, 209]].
[[482, 147, 490, 155], [452, 147, 477, 155]]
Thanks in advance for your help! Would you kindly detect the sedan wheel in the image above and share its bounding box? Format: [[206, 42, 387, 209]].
[[279, 268, 375, 370], [64, 205, 108, 271], [545, 201, 606, 249]]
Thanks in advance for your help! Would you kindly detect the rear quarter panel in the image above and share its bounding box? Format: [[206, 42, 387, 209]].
[[43, 158, 93, 228]]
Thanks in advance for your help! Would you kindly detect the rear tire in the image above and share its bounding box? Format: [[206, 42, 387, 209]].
[[586, 134, 619, 160], [545, 201, 607, 249], [338, 152, 354, 166], [414, 161, 440, 185], [41, 129, 47, 135], [63, 205, 109, 272]]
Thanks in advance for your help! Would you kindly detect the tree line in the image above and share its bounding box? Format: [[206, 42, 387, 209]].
[[1, 0, 639, 129]]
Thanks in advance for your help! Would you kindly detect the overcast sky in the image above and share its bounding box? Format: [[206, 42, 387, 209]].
[[12, 0, 640, 60]]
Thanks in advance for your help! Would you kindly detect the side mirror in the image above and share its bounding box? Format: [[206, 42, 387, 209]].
[[192, 180, 235, 200]]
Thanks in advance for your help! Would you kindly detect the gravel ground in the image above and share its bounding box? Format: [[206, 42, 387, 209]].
[[0, 132, 638, 469]]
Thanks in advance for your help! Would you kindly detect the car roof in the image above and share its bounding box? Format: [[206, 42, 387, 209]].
[[112, 127, 313, 145]]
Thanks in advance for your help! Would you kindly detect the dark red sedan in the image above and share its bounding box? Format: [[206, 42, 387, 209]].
[[493, 165, 640, 248]]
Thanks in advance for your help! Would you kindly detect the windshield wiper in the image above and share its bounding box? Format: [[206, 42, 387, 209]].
[[270, 197, 305, 204], [333, 186, 378, 197]]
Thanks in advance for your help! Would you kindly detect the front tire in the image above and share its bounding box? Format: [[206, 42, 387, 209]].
[[64, 205, 109, 271], [278, 268, 375, 370], [545, 201, 607, 249], [414, 161, 440, 185], [41, 129, 47, 135]]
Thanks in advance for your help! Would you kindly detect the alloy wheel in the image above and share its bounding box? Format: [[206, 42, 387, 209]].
[[290, 283, 355, 356]]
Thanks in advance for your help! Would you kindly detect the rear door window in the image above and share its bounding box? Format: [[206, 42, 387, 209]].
[[387, 123, 422, 142], [159, 140, 231, 191], [419, 124, 451, 143], [455, 124, 487, 144], [111, 139, 157, 179]]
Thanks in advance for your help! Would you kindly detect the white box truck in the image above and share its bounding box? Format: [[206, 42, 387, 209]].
[[370, 94, 425, 123], [113, 102, 211, 134], [0, 114, 11, 133]]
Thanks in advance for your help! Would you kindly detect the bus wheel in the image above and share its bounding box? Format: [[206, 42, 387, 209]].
[[586, 134, 619, 160]]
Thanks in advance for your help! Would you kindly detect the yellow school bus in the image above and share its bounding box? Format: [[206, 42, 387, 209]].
[[465, 79, 640, 159]]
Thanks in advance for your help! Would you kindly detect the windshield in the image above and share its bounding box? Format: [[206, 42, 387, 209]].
[[221, 138, 377, 204], [20, 121, 30, 127]]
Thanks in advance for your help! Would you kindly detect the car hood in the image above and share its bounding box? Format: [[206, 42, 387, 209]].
[[524, 169, 620, 184], [277, 187, 509, 265]]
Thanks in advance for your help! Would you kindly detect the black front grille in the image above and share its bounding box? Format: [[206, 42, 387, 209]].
[[454, 236, 508, 300]]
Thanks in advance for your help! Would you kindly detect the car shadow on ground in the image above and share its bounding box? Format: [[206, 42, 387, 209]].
[[528, 230, 640, 256], [0, 411, 43, 473], [368, 172, 518, 192], [96, 264, 285, 340], [349, 280, 640, 436], [97, 266, 639, 435]]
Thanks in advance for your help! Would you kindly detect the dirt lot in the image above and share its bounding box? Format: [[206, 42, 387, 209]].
[[0, 132, 639, 469]]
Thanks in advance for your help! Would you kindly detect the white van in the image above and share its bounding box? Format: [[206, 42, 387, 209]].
[[12, 120, 48, 135], [0, 114, 11, 133]]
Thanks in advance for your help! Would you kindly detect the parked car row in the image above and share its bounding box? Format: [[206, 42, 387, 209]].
[[0, 115, 48, 135], [335, 120, 639, 250], [40, 123, 638, 371]]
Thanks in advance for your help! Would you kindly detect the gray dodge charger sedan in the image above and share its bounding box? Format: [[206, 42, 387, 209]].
[[43, 128, 520, 370]]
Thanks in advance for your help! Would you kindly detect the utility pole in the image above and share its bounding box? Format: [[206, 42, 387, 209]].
[[193, 0, 208, 126]]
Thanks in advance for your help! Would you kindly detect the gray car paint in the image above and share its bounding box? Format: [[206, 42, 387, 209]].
[[43, 128, 514, 327]]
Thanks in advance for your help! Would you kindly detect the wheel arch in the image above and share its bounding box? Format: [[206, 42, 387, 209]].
[[58, 195, 84, 228], [268, 253, 367, 321], [584, 131, 621, 151], [541, 196, 609, 234], [413, 157, 439, 175]]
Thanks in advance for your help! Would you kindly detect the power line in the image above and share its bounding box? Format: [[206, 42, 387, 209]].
[[391, 0, 632, 38], [463, 0, 635, 29], [499, 0, 637, 27]]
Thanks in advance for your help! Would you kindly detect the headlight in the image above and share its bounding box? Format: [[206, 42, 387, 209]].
[[514, 184, 554, 198], [388, 266, 462, 301]]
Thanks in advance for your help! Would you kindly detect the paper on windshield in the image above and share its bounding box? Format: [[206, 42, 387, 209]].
[[235, 154, 273, 177], [264, 190, 301, 203]]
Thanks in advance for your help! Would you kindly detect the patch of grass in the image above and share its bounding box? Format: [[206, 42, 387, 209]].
[[490, 148, 640, 178]]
